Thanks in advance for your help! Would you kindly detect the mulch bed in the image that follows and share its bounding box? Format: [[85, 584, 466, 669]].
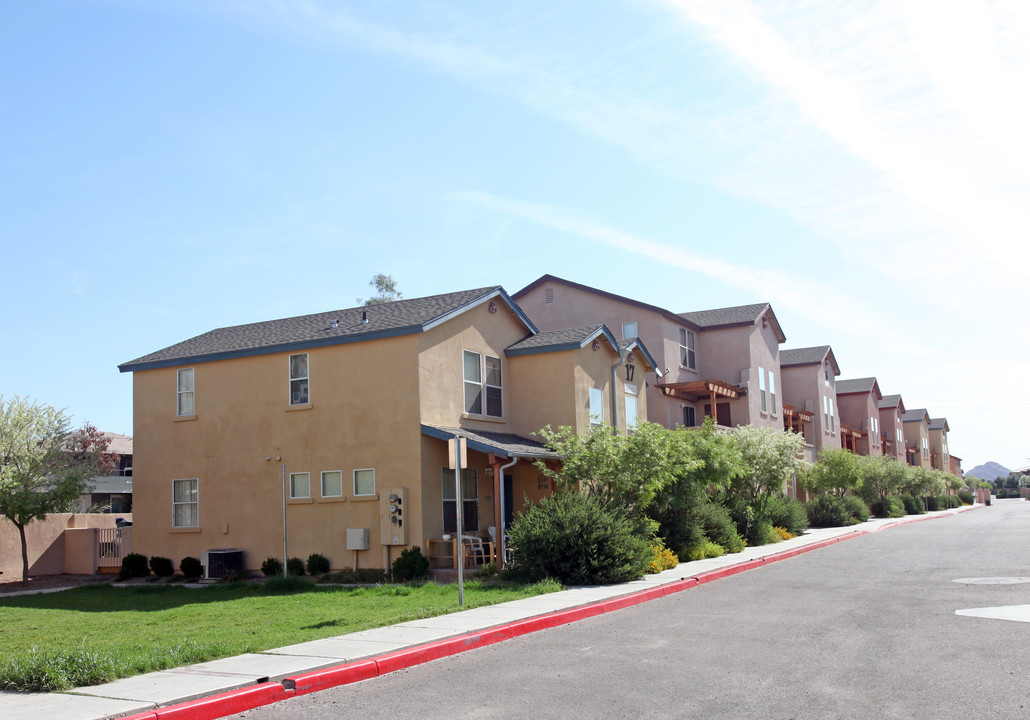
[[0, 573, 112, 594]]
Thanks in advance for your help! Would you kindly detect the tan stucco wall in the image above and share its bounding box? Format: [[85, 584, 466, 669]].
[[837, 391, 883, 457], [131, 334, 423, 572], [928, 428, 950, 471], [781, 364, 841, 453], [878, 405, 907, 461], [903, 419, 931, 468], [0, 513, 125, 579]]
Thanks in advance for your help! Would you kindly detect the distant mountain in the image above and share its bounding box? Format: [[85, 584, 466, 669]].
[[965, 461, 1011, 481]]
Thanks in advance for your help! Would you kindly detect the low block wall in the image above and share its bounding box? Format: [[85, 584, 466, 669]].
[[0, 513, 131, 580]]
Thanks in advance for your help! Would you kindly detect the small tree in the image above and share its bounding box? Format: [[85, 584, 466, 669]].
[[0, 397, 110, 585], [728, 425, 805, 518], [358, 274, 402, 306], [802, 447, 863, 497], [857, 455, 907, 512]]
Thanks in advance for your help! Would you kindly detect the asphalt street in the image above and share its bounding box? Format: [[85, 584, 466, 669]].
[[232, 501, 1030, 720]]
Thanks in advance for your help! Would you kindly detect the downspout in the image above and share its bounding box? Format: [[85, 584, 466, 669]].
[[610, 349, 627, 434], [497, 454, 519, 565]]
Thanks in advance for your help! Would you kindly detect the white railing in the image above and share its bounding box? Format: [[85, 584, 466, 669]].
[[96, 527, 126, 568]]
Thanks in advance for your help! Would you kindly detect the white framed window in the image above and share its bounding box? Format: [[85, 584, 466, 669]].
[[353, 468, 375, 496], [625, 384, 639, 432], [589, 387, 604, 427], [897, 427, 904, 444], [828, 397, 835, 431], [172, 478, 198, 528], [177, 368, 194, 416], [289, 472, 310, 499], [869, 417, 879, 445], [758, 366, 767, 413], [622, 321, 637, 339], [768, 371, 776, 415], [683, 405, 697, 428], [289, 353, 309, 405], [679, 328, 696, 370], [463, 350, 502, 417], [321, 470, 343, 498], [922, 437, 928, 458], [442, 468, 478, 533]]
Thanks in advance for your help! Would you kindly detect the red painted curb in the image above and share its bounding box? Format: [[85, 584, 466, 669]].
[[287, 658, 379, 697], [111, 506, 982, 720]]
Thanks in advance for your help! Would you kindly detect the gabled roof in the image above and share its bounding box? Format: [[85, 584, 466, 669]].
[[779, 345, 840, 375], [505, 325, 618, 356], [929, 418, 950, 432], [513, 274, 702, 331], [878, 394, 905, 413], [835, 377, 881, 397], [903, 408, 931, 424], [120, 287, 535, 372], [421, 425, 558, 460], [678, 303, 786, 343], [619, 338, 659, 373]]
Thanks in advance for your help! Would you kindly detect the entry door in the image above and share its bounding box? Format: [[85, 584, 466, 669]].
[[503, 474, 514, 532]]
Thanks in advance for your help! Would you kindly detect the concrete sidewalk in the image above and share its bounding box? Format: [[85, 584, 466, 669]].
[[0, 507, 977, 720]]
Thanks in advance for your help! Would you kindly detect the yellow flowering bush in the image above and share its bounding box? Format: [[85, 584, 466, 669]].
[[646, 544, 679, 573], [773, 526, 795, 542]]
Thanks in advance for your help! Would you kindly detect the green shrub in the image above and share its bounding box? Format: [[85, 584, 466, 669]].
[[506, 491, 651, 585], [900, 494, 924, 515], [306, 553, 330, 575], [695, 502, 745, 553], [0, 646, 116, 692], [806, 495, 854, 527], [925, 495, 941, 511], [746, 520, 778, 547], [286, 557, 306, 576], [392, 546, 430, 583], [841, 495, 870, 523], [475, 562, 498, 578], [870, 496, 905, 518], [179, 556, 203, 579], [765, 494, 809, 536], [149, 556, 174, 577], [118, 553, 150, 580], [261, 557, 284, 577], [683, 540, 726, 561], [958, 490, 974, 505], [219, 569, 250, 583]]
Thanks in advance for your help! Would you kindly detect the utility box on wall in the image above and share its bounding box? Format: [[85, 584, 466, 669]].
[[379, 487, 407, 546], [346, 528, 370, 551]]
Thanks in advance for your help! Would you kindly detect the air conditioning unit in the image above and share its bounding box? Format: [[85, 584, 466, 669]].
[[202, 548, 244, 579]]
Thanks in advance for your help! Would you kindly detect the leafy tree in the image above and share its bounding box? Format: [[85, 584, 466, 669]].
[[0, 397, 111, 584], [728, 425, 805, 518], [358, 273, 402, 306], [856, 455, 907, 511], [536, 421, 700, 531], [801, 447, 863, 497]]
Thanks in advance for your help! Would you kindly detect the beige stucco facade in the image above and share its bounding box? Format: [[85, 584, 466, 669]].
[[126, 291, 648, 573], [877, 395, 907, 462], [835, 380, 884, 458], [779, 349, 841, 458], [903, 410, 932, 468]]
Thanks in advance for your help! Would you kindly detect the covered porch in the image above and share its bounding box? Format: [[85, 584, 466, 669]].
[[420, 425, 559, 569], [658, 379, 746, 428]]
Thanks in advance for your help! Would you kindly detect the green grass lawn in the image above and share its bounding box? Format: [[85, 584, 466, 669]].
[[0, 577, 559, 692]]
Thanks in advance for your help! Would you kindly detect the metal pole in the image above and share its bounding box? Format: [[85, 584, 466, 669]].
[[282, 464, 288, 577], [454, 437, 464, 606]]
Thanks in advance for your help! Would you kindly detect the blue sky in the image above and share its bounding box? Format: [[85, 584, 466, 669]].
[[3, 0, 1028, 471]]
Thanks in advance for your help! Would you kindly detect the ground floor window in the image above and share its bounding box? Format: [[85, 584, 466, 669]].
[[289, 472, 310, 498], [172, 478, 198, 527], [442, 468, 478, 533]]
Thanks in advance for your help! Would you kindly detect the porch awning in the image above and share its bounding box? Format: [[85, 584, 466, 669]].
[[839, 423, 865, 438], [782, 404, 814, 421], [659, 379, 746, 401], [421, 425, 559, 460]]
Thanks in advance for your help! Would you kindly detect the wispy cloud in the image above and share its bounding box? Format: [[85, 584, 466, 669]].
[[456, 189, 930, 355]]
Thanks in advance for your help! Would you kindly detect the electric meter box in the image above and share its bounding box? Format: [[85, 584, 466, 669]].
[[380, 487, 407, 546]]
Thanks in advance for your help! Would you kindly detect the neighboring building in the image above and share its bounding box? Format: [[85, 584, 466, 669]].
[[928, 418, 951, 472], [902, 408, 932, 468], [834, 378, 883, 457], [877, 394, 907, 462], [514, 275, 786, 432], [79, 432, 133, 513], [118, 287, 654, 573], [778, 345, 841, 462], [950, 454, 963, 479]]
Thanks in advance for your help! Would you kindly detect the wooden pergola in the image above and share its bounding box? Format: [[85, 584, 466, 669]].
[[839, 423, 864, 452], [659, 379, 746, 427], [782, 403, 814, 439]]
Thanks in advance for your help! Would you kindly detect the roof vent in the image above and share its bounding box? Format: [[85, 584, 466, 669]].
[[329, 319, 339, 329], [545, 287, 554, 304], [361, 311, 368, 325]]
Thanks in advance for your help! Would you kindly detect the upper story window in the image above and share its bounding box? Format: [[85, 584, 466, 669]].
[[463, 350, 502, 417], [289, 353, 309, 405], [824, 366, 831, 387], [679, 328, 696, 370], [625, 384, 639, 432], [589, 387, 604, 427], [758, 366, 767, 412], [621, 321, 637, 339], [897, 427, 903, 443], [768, 370, 776, 415], [869, 416, 879, 445], [321, 470, 343, 498], [177, 368, 194, 416], [354, 468, 376, 496], [289, 472, 311, 499], [922, 437, 928, 458]]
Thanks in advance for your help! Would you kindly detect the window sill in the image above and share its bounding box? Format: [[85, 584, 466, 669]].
[[679, 365, 698, 374], [174, 415, 197, 423], [462, 413, 506, 424], [317, 496, 347, 504], [286, 403, 313, 412], [287, 497, 313, 505], [171, 527, 201, 533], [351, 494, 379, 503]]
